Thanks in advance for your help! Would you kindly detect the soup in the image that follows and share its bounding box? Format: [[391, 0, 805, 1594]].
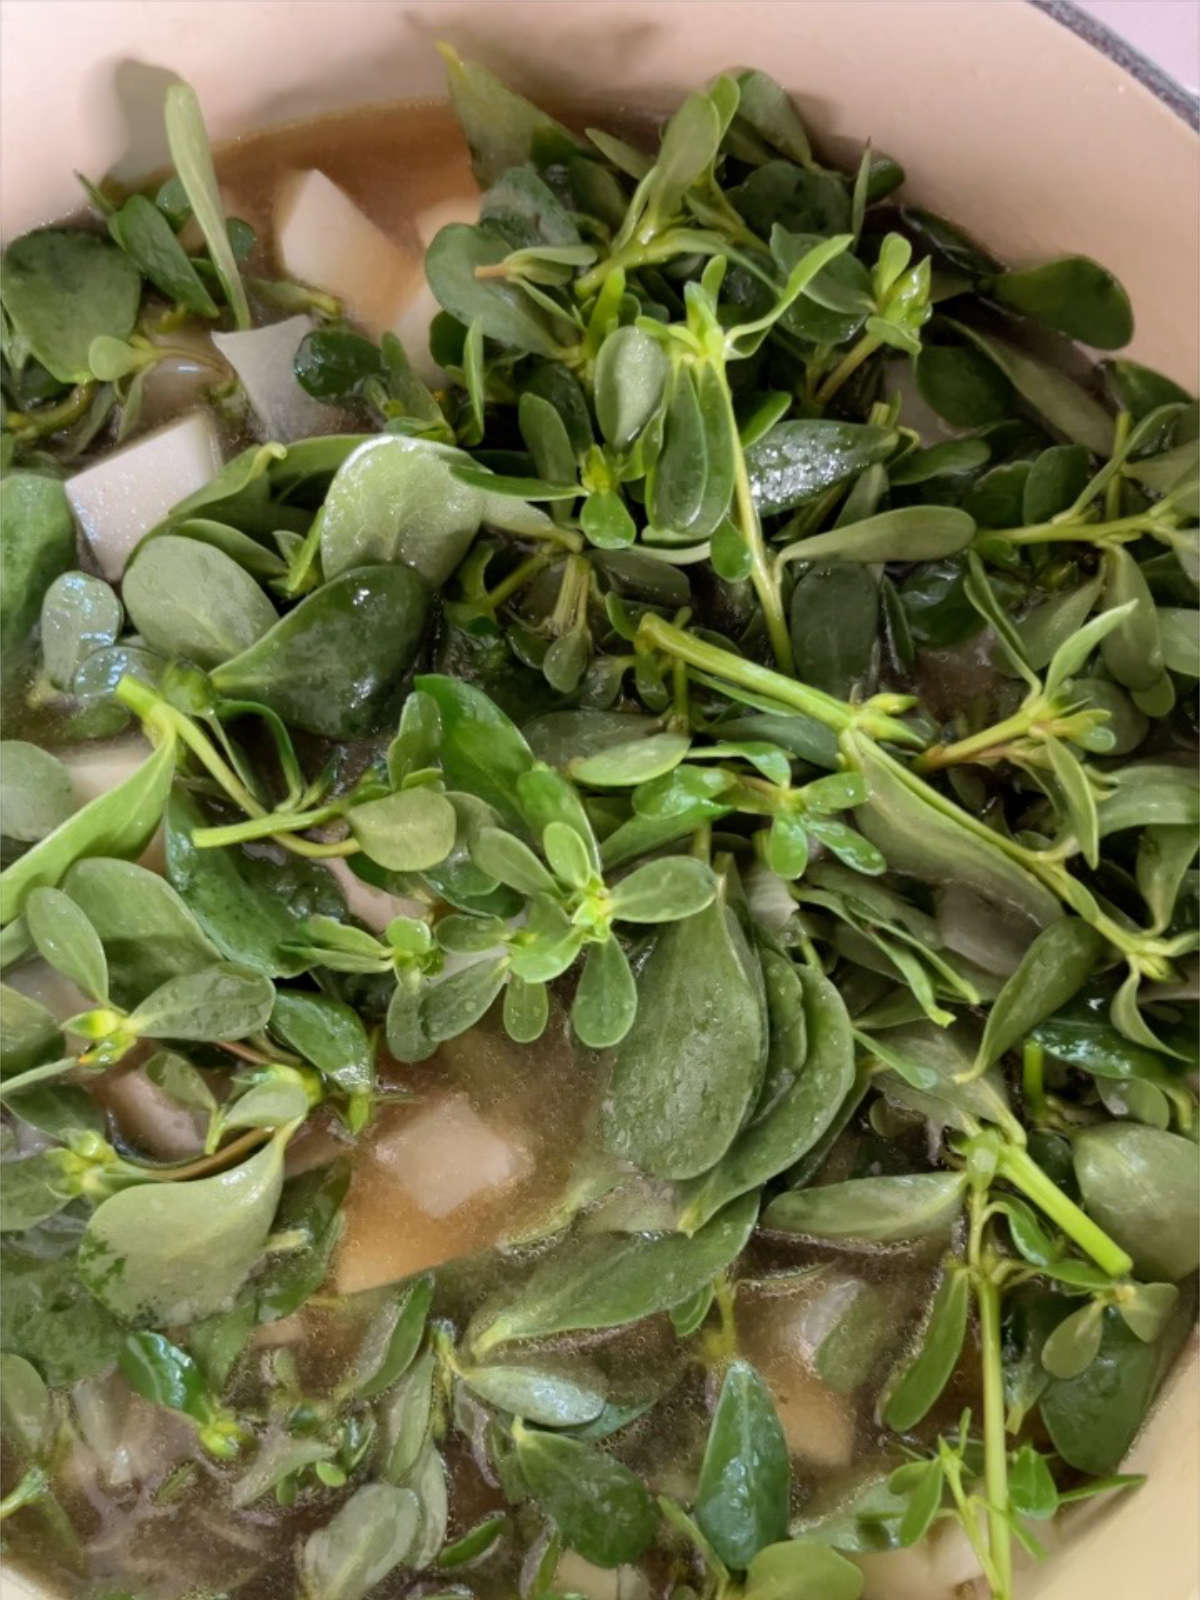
[[1, 46, 1197, 1600]]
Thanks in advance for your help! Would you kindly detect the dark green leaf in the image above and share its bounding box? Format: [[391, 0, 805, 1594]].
[[882, 1262, 969, 1429], [513, 1424, 657, 1567], [990, 256, 1132, 349], [212, 566, 428, 738], [695, 1359, 790, 1569]]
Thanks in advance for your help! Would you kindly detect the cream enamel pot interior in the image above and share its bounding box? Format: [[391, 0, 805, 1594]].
[[0, 3, 1197, 1597]]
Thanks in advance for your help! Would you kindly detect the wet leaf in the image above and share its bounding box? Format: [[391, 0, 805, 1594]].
[[212, 566, 428, 738], [1, 228, 141, 381], [300, 1481, 421, 1600], [1072, 1124, 1199, 1281], [695, 1359, 790, 1569], [602, 894, 766, 1179], [514, 1424, 657, 1567], [746, 420, 898, 517], [882, 1261, 969, 1429], [764, 1171, 967, 1243], [79, 1129, 288, 1323]]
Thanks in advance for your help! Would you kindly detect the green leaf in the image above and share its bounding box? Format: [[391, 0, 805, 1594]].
[[212, 566, 428, 738], [571, 934, 637, 1048], [764, 1171, 967, 1242], [0, 729, 175, 925], [1041, 1303, 1105, 1381], [164, 83, 249, 328], [1043, 736, 1100, 867], [1099, 546, 1164, 692], [1, 227, 141, 381], [542, 821, 593, 888], [1043, 597, 1138, 695], [128, 961, 275, 1041], [1, 475, 76, 660], [569, 732, 691, 787], [1041, 1297, 1193, 1474], [915, 343, 1014, 427], [743, 1539, 864, 1600], [299, 1482, 421, 1600], [882, 1261, 969, 1429], [1022, 443, 1091, 523], [513, 1424, 657, 1567], [990, 256, 1132, 349], [1072, 1124, 1199, 1281], [439, 44, 578, 185], [40, 572, 123, 692], [294, 326, 383, 398], [458, 1359, 607, 1427], [695, 1359, 790, 1569], [108, 193, 219, 316], [0, 985, 64, 1078], [63, 854, 219, 1004], [471, 826, 555, 895], [848, 732, 1062, 937], [783, 505, 974, 564], [609, 856, 717, 922], [1008, 1443, 1060, 1521], [789, 563, 878, 699], [270, 991, 373, 1097], [679, 958, 853, 1231], [253, 1159, 350, 1322], [944, 320, 1114, 454], [0, 1352, 52, 1461], [0, 1247, 124, 1386], [0, 1151, 76, 1233], [503, 974, 550, 1042], [1096, 760, 1198, 837], [120, 1330, 212, 1422], [422, 954, 508, 1044], [319, 436, 484, 586], [594, 325, 669, 449], [25, 886, 108, 1002], [378, 1347, 435, 1479], [763, 812, 806, 877], [470, 1190, 758, 1353], [164, 792, 345, 979], [972, 919, 1105, 1078], [348, 1274, 434, 1398], [426, 224, 574, 357], [0, 743, 75, 845], [415, 675, 535, 830], [79, 1129, 288, 1323], [122, 535, 278, 669], [349, 789, 457, 872], [745, 420, 898, 517], [602, 895, 766, 1179]]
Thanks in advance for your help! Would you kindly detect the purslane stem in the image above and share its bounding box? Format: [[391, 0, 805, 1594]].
[[721, 377, 795, 674], [997, 1142, 1133, 1277], [975, 1265, 1014, 1600]]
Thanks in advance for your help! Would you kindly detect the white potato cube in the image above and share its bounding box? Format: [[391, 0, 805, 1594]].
[[415, 192, 481, 248], [274, 170, 422, 340], [66, 413, 222, 580], [212, 316, 343, 442]]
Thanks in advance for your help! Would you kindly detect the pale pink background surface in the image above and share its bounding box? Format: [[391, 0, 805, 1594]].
[[1077, 0, 1200, 94]]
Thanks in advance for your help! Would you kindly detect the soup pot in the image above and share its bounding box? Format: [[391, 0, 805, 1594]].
[[0, 3, 1196, 1597]]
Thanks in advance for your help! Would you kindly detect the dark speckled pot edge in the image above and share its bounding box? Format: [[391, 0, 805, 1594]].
[[1032, 0, 1199, 128]]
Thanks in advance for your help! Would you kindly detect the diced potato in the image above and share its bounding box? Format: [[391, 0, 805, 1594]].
[[66, 413, 222, 580], [388, 277, 449, 383], [212, 315, 343, 442], [553, 1552, 651, 1600], [736, 1290, 858, 1470], [335, 1094, 532, 1294], [322, 857, 423, 933], [62, 734, 151, 805], [274, 170, 422, 339], [61, 736, 164, 871], [414, 192, 480, 248]]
